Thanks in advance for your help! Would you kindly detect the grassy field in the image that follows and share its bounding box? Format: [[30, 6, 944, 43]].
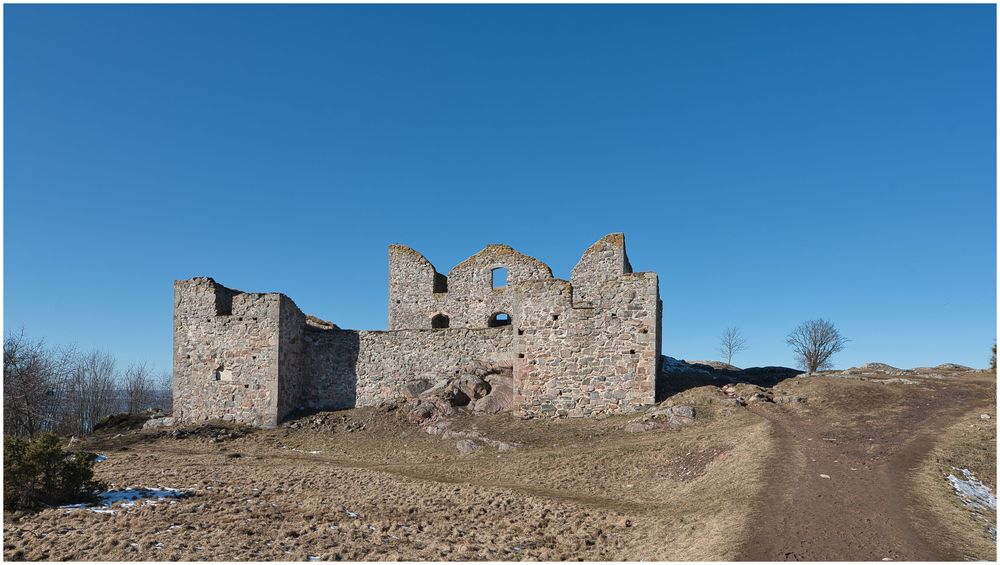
[[3, 367, 994, 561], [3, 387, 772, 561]]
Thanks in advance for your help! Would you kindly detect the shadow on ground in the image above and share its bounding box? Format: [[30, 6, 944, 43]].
[[656, 356, 803, 402]]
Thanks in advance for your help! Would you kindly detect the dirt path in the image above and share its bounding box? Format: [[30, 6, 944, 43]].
[[738, 378, 993, 561]]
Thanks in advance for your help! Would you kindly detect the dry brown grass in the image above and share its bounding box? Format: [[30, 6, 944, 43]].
[[911, 401, 997, 561], [10, 372, 988, 561], [2, 399, 773, 561]]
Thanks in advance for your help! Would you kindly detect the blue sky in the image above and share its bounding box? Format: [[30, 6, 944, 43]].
[[4, 4, 996, 373]]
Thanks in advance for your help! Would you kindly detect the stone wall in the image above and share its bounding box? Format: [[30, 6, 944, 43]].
[[300, 326, 514, 410], [511, 272, 660, 417], [174, 276, 515, 425], [172, 278, 283, 428], [276, 295, 307, 422]]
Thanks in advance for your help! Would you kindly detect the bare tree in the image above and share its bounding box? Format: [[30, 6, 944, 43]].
[[61, 350, 119, 435], [3, 331, 77, 437], [786, 319, 849, 373], [122, 362, 154, 414], [5, 330, 172, 437], [152, 371, 173, 414], [718, 326, 748, 366]]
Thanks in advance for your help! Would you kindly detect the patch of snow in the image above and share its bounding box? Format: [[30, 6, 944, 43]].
[[60, 487, 191, 514], [99, 487, 189, 506], [946, 468, 996, 512], [308, 556, 320, 561]]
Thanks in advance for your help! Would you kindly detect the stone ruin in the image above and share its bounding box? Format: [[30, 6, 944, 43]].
[[172, 233, 663, 427]]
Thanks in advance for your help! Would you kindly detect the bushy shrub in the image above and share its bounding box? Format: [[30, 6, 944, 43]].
[[3, 434, 105, 510]]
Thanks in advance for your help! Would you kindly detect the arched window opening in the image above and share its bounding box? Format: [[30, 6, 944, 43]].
[[431, 314, 450, 329], [488, 312, 512, 328], [491, 267, 508, 288]]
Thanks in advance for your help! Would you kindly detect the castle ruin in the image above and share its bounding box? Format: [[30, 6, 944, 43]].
[[173, 233, 663, 427]]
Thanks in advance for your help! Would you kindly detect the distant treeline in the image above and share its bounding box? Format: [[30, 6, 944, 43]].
[[3, 331, 171, 438]]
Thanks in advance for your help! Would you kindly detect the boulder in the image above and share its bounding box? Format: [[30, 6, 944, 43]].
[[936, 363, 972, 371], [625, 404, 696, 432], [454, 374, 490, 402], [862, 362, 901, 372], [624, 421, 656, 433], [774, 395, 806, 404], [404, 398, 454, 425], [143, 417, 176, 430], [472, 373, 514, 415], [419, 379, 451, 398], [494, 441, 518, 452], [671, 405, 696, 419], [455, 439, 480, 454], [399, 379, 431, 399]]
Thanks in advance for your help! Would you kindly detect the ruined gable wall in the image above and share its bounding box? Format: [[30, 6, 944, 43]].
[[570, 233, 633, 304], [300, 327, 514, 410], [512, 272, 659, 417], [388, 244, 554, 331], [387, 244, 445, 331], [173, 278, 282, 427], [442, 245, 553, 329]]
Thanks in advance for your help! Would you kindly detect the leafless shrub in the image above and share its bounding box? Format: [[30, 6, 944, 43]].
[[786, 319, 849, 373], [61, 350, 120, 435], [5, 331, 173, 437], [122, 362, 154, 414], [3, 331, 76, 438], [718, 326, 748, 366], [151, 371, 173, 413]]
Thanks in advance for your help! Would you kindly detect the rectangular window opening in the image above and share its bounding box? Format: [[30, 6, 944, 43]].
[[491, 267, 508, 288]]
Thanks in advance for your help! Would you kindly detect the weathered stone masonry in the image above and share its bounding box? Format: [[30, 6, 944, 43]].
[[173, 233, 663, 427]]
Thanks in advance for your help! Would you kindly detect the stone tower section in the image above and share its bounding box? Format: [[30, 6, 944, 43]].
[[172, 277, 306, 428]]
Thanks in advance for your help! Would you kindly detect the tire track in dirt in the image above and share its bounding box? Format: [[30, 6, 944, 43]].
[[737, 380, 993, 561]]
